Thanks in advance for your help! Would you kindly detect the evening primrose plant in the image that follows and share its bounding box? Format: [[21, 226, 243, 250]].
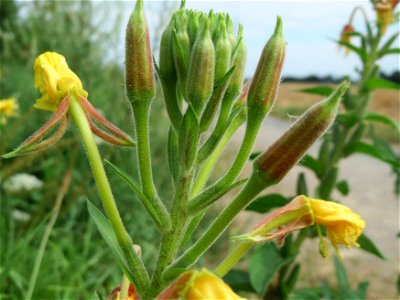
[[3, 0, 367, 298]]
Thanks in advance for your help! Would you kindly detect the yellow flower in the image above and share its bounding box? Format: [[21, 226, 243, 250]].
[[34, 52, 87, 111], [375, 0, 395, 34], [183, 269, 245, 300], [309, 198, 365, 256], [158, 269, 245, 299], [0, 97, 18, 124], [339, 23, 355, 55]]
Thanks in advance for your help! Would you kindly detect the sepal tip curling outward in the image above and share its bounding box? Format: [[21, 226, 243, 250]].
[[2, 52, 135, 159]]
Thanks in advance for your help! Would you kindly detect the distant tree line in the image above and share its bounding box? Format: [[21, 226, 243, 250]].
[[281, 70, 400, 84]]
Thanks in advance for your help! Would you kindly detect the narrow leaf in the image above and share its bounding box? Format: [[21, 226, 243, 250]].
[[223, 269, 255, 293], [86, 200, 134, 283], [357, 234, 386, 260], [298, 86, 334, 97], [364, 78, 400, 91], [336, 180, 350, 196], [364, 112, 400, 130]]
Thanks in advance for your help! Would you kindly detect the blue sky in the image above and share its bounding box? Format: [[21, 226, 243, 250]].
[[117, 0, 399, 78]]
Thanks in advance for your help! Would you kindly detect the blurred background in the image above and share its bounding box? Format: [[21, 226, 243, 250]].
[[0, 1, 398, 299]]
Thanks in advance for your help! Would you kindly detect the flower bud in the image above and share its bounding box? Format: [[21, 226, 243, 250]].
[[185, 20, 215, 113], [226, 25, 247, 99], [159, 19, 177, 83], [173, 11, 191, 98], [247, 16, 285, 118], [125, 0, 155, 101], [339, 24, 355, 55], [213, 16, 232, 83], [253, 81, 349, 185]]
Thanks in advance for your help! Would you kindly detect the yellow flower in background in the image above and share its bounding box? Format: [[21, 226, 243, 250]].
[[309, 198, 365, 257], [34, 52, 87, 111], [183, 269, 244, 300], [375, 0, 395, 34], [339, 23, 355, 55], [0, 97, 18, 124]]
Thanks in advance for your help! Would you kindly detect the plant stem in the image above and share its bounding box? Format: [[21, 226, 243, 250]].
[[131, 101, 172, 232], [214, 240, 254, 277], [149, 170, 194, 297], [68, 97, 150, 293], [25, 170, 72, 300], [164, 174, 269, 280], [188, 115, 263, 212]]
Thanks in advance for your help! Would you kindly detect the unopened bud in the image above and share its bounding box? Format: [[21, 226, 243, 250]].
[[247, 16, 285, 118], [213, 19, 232, 84], [173, 12, 191, 97], [125, 0, 155, 101], [253, 81, 349, 185], [185, 20, 215, 113], [226, 25, 247, 98], [159, 19, 177, 82], [179, 106, 199, 172]]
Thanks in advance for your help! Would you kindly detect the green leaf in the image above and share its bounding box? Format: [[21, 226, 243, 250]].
[[344, 141, 399, 166], [364, 112, 400, 130], [249, 243, 294, 297], [336, 180, 350, 196], [249, 151, 261, 160], [246, 194, 289, 213], [357, 234, 386, 260], [298, 86, 334, 97], [296, 173, 308, 195], [90, 291, 103, 300], [223, 269, 255, 293], [379, 32, 399, 55], [299, 155, 321, 176], [86, 200, 135, 283], [334, 256, 351, 292], [364, 78, 400, 90], [337, 112, 359, 128], [379, 48, 400, 56], [282, 264, 300, 296], [289, 287, 323, 300], [104, 160, 162, 227], [336, 41, 367, 62]]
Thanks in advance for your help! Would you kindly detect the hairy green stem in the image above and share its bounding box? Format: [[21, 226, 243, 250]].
[[187, 115, 263, 213], [164, 174, 270, 280], [149, 170, 194, 297], [69, 98, 150, 292], [131, 101, 172, 232]]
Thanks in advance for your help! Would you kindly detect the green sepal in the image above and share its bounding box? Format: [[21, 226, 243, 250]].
[[168, 126, 180, 183], [200, 66, 236, 133], [179, 105, 200, 173]]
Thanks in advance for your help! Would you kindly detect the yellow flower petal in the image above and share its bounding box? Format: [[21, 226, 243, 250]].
[[184, 269, 245, 300], [309, 198, 365, 252], [0, 98, 18, 124], [33, 52, 87, 111]]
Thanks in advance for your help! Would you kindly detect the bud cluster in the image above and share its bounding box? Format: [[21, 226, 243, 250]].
[[159, 9, 245, 117]]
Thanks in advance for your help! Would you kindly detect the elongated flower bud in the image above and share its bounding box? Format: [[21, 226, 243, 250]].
[[213, 17, 231, 83], [247, 16, 285, 118], [173, 12, 191, 98], [253, 81, 350, 185], [125, 0, 155, 101], [185, 20, 215, 113], [226, 25, 247, 98], [159, 19, 177, 82]]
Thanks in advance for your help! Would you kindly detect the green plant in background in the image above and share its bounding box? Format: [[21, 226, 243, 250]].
[[226, 0, 399, 299], [3, 0, 391, 299]]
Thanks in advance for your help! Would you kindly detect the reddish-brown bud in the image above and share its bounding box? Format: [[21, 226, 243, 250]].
[[247, 16, 285, 118], [125, 0, 155, 101], [253, 81, 349, 185]]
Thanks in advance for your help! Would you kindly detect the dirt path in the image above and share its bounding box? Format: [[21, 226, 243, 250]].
[[223, 116, 399, 299]]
